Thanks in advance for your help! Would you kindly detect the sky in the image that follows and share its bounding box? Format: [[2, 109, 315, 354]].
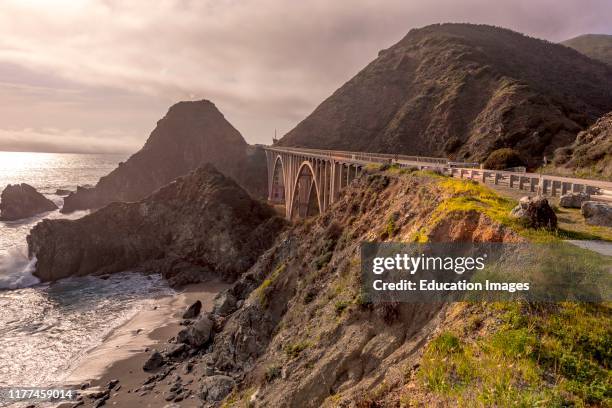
[[0, 0, 611, 154]]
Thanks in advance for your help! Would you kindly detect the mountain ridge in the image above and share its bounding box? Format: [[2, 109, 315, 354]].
[[278, 23, 612, 167]]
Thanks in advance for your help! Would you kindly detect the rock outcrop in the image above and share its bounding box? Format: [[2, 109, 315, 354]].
[[278, 24, 612, 167], [0, 183, 57, 221], [510, 195, 557, 230], [62, 100, 267, 213], [554, 112, 612, 179], [581, 201, 612, 226], [27, 164, 285, 282]]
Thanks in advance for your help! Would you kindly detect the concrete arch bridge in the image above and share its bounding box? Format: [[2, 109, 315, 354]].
[[264, 146, 449, 219]]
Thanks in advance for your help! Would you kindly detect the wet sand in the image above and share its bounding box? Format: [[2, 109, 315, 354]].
[[57, 281, 229, 408]]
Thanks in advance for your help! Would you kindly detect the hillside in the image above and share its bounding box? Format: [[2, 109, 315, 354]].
[[554, 111, 612, 179], [563, 34, 612, 66], [278, 24, 612, 167], [62, 100, 267, 212], [104, 168, 608, 407]]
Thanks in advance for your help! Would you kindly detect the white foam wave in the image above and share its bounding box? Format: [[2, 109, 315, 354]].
[[0, 246, 40, 290]]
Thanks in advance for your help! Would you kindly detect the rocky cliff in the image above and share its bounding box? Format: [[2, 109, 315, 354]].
[[28, 164, 285, 283], [0, 183, 57, 221], [62, 100, 267, 213], [146, 169, 527, 407], [278, 24, 612, 167], [554, 111, 612, 179]]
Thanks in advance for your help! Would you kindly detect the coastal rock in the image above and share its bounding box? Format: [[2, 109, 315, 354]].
[[143, 350, 165, 371], [0, 183, 57, 221], [28, 165, 285, 282], [177, 315, 213, 348], [164, 343, 188, 358], [55, 189, 72, 196], [182, 300, 202, 319], [62, 100, 267, 213], [559, 192, 590, 208], [213, 291, 237, 316], [199, 375, 234, 402], [581, 201, 612, 226], [510, 195, 557, 230]]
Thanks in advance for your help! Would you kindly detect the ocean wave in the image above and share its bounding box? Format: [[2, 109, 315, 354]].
[[0, 246, 40, 290]]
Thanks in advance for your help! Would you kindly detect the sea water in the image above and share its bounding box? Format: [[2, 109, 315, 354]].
[[0, 152, 174, 405]]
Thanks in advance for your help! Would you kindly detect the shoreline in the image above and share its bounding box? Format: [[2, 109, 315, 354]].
[[58, 280, 229, 408]]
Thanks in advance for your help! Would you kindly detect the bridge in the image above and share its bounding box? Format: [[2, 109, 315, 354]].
[[264, 146, 612, 219]]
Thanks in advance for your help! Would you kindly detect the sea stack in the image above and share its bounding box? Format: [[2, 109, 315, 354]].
[[28, 164, 285, 283], [0, 183, 58, 221], [61, 99, 267, 213]]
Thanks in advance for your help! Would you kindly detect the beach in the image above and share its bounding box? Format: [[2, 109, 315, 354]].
[[58, 281, 229, 408]]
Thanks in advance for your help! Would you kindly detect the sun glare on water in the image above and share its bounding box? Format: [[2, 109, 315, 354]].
[[0, 151, 59, 172]]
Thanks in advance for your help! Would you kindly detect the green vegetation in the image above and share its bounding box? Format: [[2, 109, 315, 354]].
[[416, 302, 611, 406], [255, 263, 286, 307], [284, 341, 310, 359], [334, 300, 350, 315], [483, 148, 527, 170], [412, 176, 612, 243], [265, 365, 281, 382], [380, 214, 399, 240]]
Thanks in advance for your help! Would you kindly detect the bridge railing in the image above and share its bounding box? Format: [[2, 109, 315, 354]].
[[265, 145, 450, 165]]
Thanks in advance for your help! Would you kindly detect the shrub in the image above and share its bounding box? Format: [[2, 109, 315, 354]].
[[284, 341, 310, 358], [265, 365, 281, 382], [483, 148, 527, 170]]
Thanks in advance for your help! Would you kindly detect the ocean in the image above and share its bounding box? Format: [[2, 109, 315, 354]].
[[0, 152, 174, 405]]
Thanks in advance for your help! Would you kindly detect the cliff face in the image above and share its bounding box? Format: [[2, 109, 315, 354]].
[[28, 164, 285, 283], [554, 112, 612, 179], [62, 100, 267, 212], [174, 170, 521, 406], [278, 24, 612, 167]]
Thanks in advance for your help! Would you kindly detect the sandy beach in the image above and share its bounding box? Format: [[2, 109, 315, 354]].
[[56, 280, 229, 408]]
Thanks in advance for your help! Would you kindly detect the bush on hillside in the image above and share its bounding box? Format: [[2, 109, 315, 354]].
[[483, 148, 527, 170]]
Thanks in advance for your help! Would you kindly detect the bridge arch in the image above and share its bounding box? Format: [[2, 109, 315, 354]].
[[270, 155, 286, 204], [289, 161, 321, 219]]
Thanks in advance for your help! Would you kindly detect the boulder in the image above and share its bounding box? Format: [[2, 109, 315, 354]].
[[510, 195, 557, 230], [164, 343, 188, 358], [182, 300, 202, 319], [559, 192, 590, 208], [0, 183, 57, 221], [176, 315, 213, 347], [213, 291, 237, 316], [143, 350, 165, 371], [199, 375, 234, 402], [581, 201, 612, 227]]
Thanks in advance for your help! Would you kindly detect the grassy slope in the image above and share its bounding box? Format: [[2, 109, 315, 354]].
[[399, 175, 611, 407], [563, 34, 612, 66]]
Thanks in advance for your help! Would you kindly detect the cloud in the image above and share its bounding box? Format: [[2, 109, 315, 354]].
[[0, 0, 610, 151], [0, 127, 141, 154]]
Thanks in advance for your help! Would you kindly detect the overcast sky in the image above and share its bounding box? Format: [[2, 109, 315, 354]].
[[0, 0, 610, 153]]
